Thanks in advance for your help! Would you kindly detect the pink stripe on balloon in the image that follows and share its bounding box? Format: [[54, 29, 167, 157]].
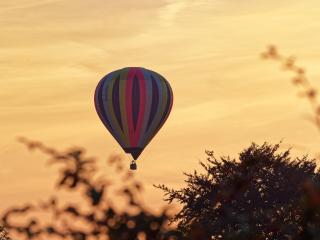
[[133, 68, 147, 146], [126, 68, 136, 146]]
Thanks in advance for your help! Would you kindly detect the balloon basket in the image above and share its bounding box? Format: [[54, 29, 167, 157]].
[[130, 160, 137, 170]]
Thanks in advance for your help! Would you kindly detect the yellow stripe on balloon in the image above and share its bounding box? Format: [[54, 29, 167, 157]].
[[105, 72, 127, 146], [119, 68, 130, 147]]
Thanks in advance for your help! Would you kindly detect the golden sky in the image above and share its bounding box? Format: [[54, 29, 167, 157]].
[[2, 0, 320, 208]]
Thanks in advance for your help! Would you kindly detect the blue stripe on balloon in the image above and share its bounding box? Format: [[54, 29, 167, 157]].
[[112, 75, 123, 131], [138, 68, 153, 147], [95, 73, 113, 132], [142, 72, 164, 146], [101, 71, 126, 148], [156, 77, 172, 133], [146, 74, 159, 131]]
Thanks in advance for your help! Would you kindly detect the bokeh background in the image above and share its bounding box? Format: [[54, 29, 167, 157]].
[[1, 0, 320, 209]]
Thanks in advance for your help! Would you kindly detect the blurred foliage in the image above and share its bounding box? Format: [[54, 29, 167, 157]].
[[0, 226, 10, 240], [261, 45, 320, 129], [156, 143, 320, 240], [4, 141, 320, 240], [1, 137, 181, 240]]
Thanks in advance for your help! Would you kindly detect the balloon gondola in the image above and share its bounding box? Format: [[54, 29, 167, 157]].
[[94, 67, 173, 170]]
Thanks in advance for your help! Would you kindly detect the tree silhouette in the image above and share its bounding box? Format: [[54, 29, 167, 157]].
[[156, 143, 320, 240], [3, 140, 320, 240], [1, 138, 181, 240]]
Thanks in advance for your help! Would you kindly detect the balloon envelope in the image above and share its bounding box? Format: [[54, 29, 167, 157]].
[[94, 67, 173, 160]]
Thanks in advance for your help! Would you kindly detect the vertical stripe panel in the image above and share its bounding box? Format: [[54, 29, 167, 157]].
[[155, 78, 173, 133], [146, 76, 159, 131], [142, 73, 168, 146], [95, 73, 116, 132], [133, 68, 147, 146], [95, 73, 114, 129], [112, 76, 123, 130], [132, 75, 140, 130], [138, 69, 153, 147], [125, 68, 136, 146], [102, 71, 126, 147], [119, 68, 130, 146], [95, 77, 112, 130]]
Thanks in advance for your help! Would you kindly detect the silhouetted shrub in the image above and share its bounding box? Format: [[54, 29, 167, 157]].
[[156, 143, 320, 240], [1, 138, 181, 240], [3, 139, 320, 240]]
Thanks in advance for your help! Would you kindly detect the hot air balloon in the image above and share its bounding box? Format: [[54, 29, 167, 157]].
[[94, 67, 173, 170]]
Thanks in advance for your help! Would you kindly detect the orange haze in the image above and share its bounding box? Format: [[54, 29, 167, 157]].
[[2, 0, 320, 209]]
